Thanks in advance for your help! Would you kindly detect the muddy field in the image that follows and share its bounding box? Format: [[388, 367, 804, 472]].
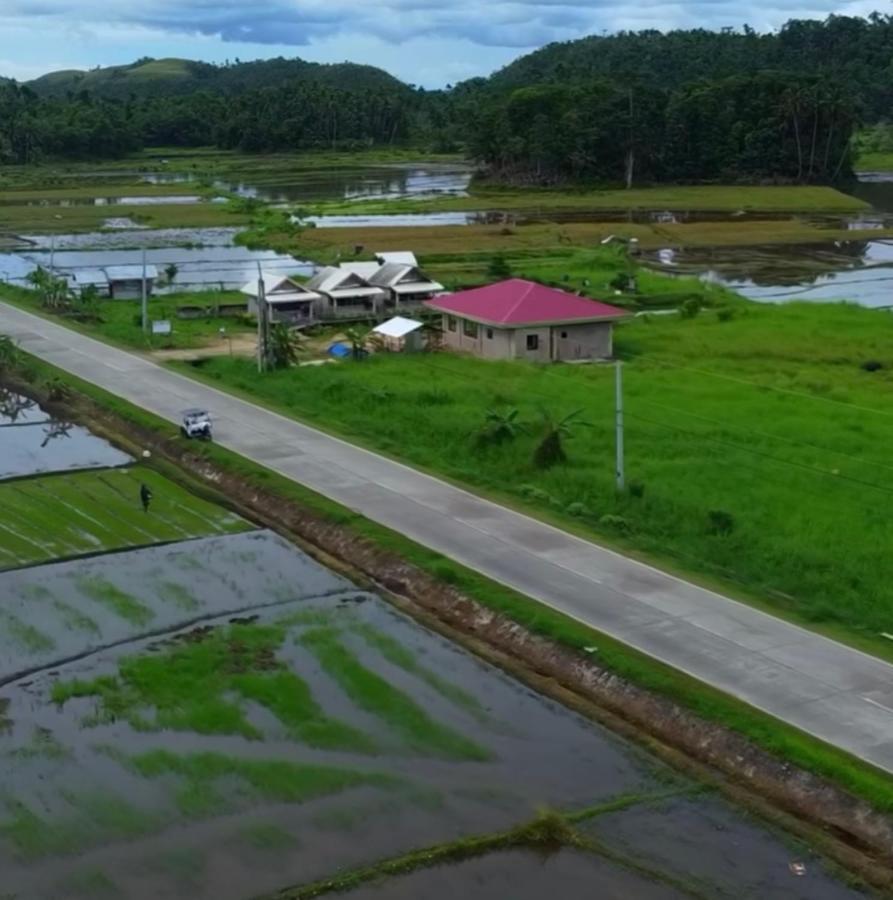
[[0, 400, 875, 899]]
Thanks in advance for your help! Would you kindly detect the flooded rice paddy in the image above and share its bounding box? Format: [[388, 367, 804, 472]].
[[0, 391, 131, 480], [0, 229, 312, 292], [650, 239, 893, 307], [0, 402, 872, 898]]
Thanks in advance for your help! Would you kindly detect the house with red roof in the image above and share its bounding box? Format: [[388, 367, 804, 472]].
[[425, 279, 629, 362]]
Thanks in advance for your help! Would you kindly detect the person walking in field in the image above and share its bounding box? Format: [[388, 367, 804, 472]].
[[140, 483, 153, 513]]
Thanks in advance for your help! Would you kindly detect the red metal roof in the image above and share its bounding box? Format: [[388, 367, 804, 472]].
[[425, 279, 628, 326]]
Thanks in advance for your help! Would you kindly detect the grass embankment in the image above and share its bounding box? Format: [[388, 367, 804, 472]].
[[279, 217, 892, 279], [279, 797, 704, 900], [0, 467, 248, 570], [0, 283, 254, 351], [12, 352, 893, 817], [855, 152, 893, 172], [183, 300, 893, 656], [309, 184, 868, 216]]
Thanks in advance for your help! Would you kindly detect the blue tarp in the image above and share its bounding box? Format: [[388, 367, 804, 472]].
[[328, 342, 352, 358]]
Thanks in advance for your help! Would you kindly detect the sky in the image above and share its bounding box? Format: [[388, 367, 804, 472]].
[[0, 0, 881, 88]]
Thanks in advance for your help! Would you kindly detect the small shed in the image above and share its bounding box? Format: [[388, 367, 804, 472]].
[[371, 316, 425, 352], [104, 264, 158, 300]]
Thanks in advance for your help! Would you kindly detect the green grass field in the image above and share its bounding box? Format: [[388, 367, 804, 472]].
[[183, 300, 893, 648], [0, 467, 249, 570], [0, 284, 256, 351]]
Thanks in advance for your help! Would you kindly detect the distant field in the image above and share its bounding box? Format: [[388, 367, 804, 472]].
[[308, 184, 868, 215], [0, 467, 248, 570]]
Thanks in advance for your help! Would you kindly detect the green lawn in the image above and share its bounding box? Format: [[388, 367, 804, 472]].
[[183, 300, 893, 648], [855, 151, 893, 171], [0, 285, 255, 351], [0, 467, 249, 569]]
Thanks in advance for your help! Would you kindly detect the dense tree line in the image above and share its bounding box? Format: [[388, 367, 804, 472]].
[[1, 14, 889, 184]]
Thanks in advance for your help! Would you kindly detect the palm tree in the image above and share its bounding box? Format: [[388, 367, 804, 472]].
[[476, 407, 524, 448], [533, 409, 589, 469], [267, 323, 301, 370]]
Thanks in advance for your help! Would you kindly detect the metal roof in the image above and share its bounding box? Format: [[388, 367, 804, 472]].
[[104, 264, 159, 281], [426, 279, 629, 327], [240, 273, 308, 297], [375, 251, 418, 266], [372, 316, 424, 338]]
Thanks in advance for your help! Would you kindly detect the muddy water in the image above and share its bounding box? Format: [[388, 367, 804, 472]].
[[0, 526, 869, 898], [0, 393, 131, 480], [342, 849, 685, 899], [585, 794, 860, 899], [0, 587, 665, 899], [0, 229, 312, 292]]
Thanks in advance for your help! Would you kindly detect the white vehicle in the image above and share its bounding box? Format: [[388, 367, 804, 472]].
[[180, 408, 212, 441]]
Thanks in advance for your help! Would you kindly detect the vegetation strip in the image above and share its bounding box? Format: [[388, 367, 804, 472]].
[[267, 788, 704, 900], [4, 357, 893, 861]]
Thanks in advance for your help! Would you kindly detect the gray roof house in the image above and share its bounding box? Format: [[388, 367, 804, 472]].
[[240, 273, 321, 325], [367, 262, 444, 310], [305, 266, 385, 318]]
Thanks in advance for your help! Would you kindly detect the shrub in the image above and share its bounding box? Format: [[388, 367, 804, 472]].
[[599, 514, 631, 534], [628, 480, 646, 499], [416, 390, 453, 406], [487, 254, 512, 279], [861, 360, 884, 372], [717, 307, 736, 322], [566, 502, 591, 518], [680, 298, 702, 319], [707, 509, 735, 536]]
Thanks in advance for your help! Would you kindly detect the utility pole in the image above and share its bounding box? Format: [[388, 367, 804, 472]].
[[141, 247, 148, 335], [256, 262, 267, 373], [615, 360, 625, 492]]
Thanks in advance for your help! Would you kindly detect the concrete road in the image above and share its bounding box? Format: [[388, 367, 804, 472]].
[[4, 300, 893, 774]]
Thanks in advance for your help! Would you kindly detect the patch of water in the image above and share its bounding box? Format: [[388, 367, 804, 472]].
[[0, 530, 346, 681], [0, 395, 131, 480], [343, 848, 686, 899], [585, 794, 863, 899], [649, 239, 893, 307], [138, 165, 474, 204]]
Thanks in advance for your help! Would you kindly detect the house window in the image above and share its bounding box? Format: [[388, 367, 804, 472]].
[[463, 319, 478, 338], [560, 331, 568, 339], [526, 334, 539, 351], [447, 316, 457, 332], [486, 328, 494, 340]]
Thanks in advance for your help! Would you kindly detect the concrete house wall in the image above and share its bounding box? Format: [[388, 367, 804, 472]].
[[441, 314, 614, 362]]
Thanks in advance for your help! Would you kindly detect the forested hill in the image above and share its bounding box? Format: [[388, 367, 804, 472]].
[[3, 15, 892, 186], [456, 15, 893, 186], [27, 57, 410, 100], [482, 16, 893, 120]]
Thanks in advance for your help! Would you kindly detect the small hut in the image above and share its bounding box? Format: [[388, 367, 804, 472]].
[[371, 316, 425, 352]]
